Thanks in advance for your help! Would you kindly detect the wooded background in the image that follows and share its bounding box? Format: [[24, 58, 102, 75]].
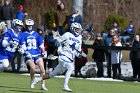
[[1, 0, 140, 33]]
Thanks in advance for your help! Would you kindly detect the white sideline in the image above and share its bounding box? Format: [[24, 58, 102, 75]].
[[21, 73, 123, 82]]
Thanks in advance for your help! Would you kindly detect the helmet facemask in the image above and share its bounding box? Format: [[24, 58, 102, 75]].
[[12, 19, 23, 33], [15, 24, 22, 33], [26, 25, 33, 32], [25, 19, 34, 32], [73, 27, 82, 36], [70, 22, 82, 37]]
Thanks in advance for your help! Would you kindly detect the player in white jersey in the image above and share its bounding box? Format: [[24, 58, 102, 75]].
[[22, 19, 48, 91], [31, 22, 87, 92], [0, 19, 27, 72]]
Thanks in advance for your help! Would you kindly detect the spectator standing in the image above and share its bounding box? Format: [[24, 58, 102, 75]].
[[0, 0, 13, 29], [75, 41, 88, 77], [36, 25, 48, 71], [16, 5, 25, 21], [110, 35, 122, 79], [123, 21, 136, 44], [130, 34, 140, 79], [104, 28, 116, 77], [44, 29, 59, 71], [92, 33, 105, 77], [36, 25, 45, 38], [112, 21, 121, 36], [56, 0, 69, 35], [69, 9, 82, 26]]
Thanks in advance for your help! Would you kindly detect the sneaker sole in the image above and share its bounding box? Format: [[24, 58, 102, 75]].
[[62, 89, 72, 92]]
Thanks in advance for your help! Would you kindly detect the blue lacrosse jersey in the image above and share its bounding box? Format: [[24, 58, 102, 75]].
[[22, 31, 44, 56], [0, 39, 8, 60], [0, 29, 25, 60]]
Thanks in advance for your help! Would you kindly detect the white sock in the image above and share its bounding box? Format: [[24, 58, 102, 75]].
[[41, 83, 48, 90], [35, 77, 42, 83], [64, 70, 73, 88], [41, 84, 45, 87]]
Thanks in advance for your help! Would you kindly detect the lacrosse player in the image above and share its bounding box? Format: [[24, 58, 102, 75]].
[[22, 19, 48, 90], [0, 19, 27, 72], [31, 22, 87, 92]]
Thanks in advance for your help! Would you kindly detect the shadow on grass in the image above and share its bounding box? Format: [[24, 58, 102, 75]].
[[0, 85, 19, 89], [0, 85, 45, 93], [9, 89, 43, 93], [0, 85, 27, 90]]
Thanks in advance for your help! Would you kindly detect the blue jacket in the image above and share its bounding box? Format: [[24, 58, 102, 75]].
[[125, 26, 135, 36], [16, 11, 25, 21], [69, 14, 82, 25]]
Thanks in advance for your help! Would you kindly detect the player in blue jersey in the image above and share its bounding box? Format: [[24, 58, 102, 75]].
[[0, 19, 27, 72], [31, 22, 87, 92], [22, 19, 48, 90]]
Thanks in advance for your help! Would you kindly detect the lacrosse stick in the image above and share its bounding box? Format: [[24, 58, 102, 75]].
[[31, 54, 58, 60]]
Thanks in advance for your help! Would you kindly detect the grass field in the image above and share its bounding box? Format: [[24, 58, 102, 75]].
[[0, 72, 140, 93]]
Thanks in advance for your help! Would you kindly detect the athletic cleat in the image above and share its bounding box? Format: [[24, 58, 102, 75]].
[[30, 77, 42, 89], [63, 87, 72, 92], [30, 79, 35, 89], [41, 85, 48, 91]]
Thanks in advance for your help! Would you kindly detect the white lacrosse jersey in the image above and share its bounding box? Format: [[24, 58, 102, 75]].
[[57, 32, 82, 63]]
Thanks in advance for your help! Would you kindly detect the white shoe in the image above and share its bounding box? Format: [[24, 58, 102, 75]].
[[30, 79, 35, 89], [63, 87, 72, 92], [30, 77, 42, 89], [41, 85, 48, 91]]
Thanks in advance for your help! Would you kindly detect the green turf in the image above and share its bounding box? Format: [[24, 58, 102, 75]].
[[0, 72, 140, 93]]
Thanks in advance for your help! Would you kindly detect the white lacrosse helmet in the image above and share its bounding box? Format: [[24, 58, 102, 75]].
[[12, 19, 23, 27], [70, 22, 82, 36], [71, 22, 82, 30], [26, 19, 34, 26]]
